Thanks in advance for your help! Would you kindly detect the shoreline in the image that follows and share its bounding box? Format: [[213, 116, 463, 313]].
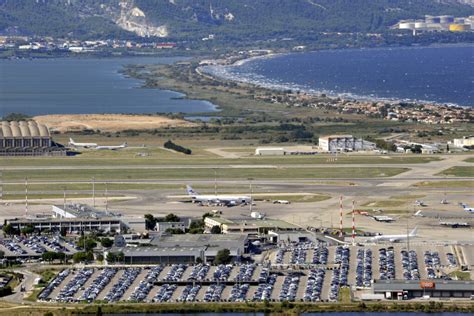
[[197, 46, 473, 110]]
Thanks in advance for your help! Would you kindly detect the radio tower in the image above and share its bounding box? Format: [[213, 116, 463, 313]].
[[352, 200, 356, 246], [339, 195, 343, 238], [25, 177, 28, 217]]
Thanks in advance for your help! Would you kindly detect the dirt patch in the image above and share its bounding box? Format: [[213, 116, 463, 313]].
[[34, 114, 196, 133]]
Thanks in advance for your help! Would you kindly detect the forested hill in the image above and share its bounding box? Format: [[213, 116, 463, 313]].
[[1, 0, 473, 40]]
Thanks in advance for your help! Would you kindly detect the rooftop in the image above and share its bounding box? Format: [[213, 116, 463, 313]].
[[53, 204, 120, 219], [0, 121, 50, 138]]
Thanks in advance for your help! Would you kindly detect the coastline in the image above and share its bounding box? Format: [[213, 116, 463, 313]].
[[198, 46, 473, 110]]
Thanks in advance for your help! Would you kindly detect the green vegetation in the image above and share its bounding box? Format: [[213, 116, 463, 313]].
[[1, 0, 473, 42], [1, 112, 31, 121], [414, 180, 474, 188], [339, 287, 352, 303], [214, 249, 231, 265], [41, 252, 67, 264], [439, 166, 474, 177], [2, 167, 409, 181], [210, 225, 222, 234], [465, 158, 474, 163], [100, 238, 113, 248], [362, 200, 407, 208], [0, 154, 441, 167], [449, 270, 471, 281], [106, 251, 124, 263]]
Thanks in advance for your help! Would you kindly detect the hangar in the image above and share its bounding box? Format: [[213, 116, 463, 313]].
[[0, 121, 65, 156]]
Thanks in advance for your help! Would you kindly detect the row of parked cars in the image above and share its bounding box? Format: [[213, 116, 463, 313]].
[[312, 244, 329, 265], [162, 264, 186, 282], [253, 274, 276, 302], [355, 248, 372, 288], [304, 268, 325, 302], [104, 268, 141, 302], [129, 266, 163, 302], [401, 250, 420, 280], [203, 284, 225, 302], [234, 264, 256, 282], [446, 252, 457, 267], [229, 283, 250, 302], [152, 284, 177, 302], [57, 268, 94, 302], [279, 274, 300, 301], [379, 248, 396, 280], [213, 264, 233, 282], [178, 284, 201, 302], [81, 268, 117, 302], [38, 269, 70, 301], [424, 251, 441, 279], [188, 264, 209, 281]]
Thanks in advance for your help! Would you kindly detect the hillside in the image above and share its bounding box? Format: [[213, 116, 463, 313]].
[[0, 0, 473, 40]]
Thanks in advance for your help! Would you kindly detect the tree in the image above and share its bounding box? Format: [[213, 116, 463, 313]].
[[210, 225, 222, 234], [165, 228, 184, 234], [164, 213, 180, 222], [2, 224, 17, 236], [78, 237, 97, 251], [144, 214, 156, 230], [214, 248, 231, 265], [20, 225, 34, 236], [73, 252, 89, 263], [100, 238, 113, 248]]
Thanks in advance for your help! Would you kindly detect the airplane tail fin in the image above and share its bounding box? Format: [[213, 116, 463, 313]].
[[69, 138, 75, 145], [461, 203, 468, 209], [409, 226, 418, 237], [186, 185, 198, 196], [123, 142, 128, 147]]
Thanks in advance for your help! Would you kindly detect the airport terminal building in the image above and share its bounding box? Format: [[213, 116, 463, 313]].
[[0, 121, 65, 156]]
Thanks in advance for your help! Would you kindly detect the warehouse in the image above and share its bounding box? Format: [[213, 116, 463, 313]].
[[0, 121, 65, 156], [318, 135, 376, 152], [373, 280, 474, 299], [109, 234, 248, 264]]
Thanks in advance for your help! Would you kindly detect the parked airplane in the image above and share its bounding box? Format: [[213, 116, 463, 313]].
[[95, 142, 127, 150], [69, 138, 127, 150], [369, 227, 418, 243], [460, 203, 474, 213], [68, 138, 97, 149], [372, 215, 395, 222], [186, 185, 251, 207]]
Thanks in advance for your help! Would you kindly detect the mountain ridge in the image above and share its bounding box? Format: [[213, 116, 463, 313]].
[[1, 0, 473, 39]]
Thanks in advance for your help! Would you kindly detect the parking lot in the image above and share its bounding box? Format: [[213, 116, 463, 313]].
[[0, 235, 77, 259], [38, 242, 474, 304]]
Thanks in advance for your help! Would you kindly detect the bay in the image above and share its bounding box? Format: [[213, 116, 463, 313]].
[[204, 45, 473, 107], [0, 57, 217, 116]]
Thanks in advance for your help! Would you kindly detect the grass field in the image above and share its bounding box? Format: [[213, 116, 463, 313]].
[[2, 167, 409, 181], [0, 152, 441, 167], [438, 166, 474, 177], [414, 180, 474, 188], [465, 158, 474, 163], [361, 200, 407, 208]]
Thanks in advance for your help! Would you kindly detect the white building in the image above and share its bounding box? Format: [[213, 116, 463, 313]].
[[255, 147, 286, 156], [318, 135, 376, 152], [452, 136, 474, 148]]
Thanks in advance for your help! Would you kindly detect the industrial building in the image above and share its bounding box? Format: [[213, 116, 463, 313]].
[[397, 15, 473, 33], [109, 233, 248, 264], [255, 146, 318, 156], [451, 136, 474, 149], [318, 135, 376, 152], [373, 280, 474, 299], [0, 121, 65, 156], [204, 216, 301, 235]]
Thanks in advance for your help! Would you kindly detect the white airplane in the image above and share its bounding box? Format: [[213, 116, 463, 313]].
[[186, 185, 251, 207], [95, 142, 127, 150], [369, 227, 418, 243], [69, 138, 97, 149], [460, 203, 474, 213]]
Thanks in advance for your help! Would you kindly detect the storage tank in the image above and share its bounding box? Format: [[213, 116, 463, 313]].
[[449, 24, 471, 32], [440, 15, 454, 24], [415, 22, 427, 29], [399, 22, 415, 30], [425, 15, 441, 24]]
